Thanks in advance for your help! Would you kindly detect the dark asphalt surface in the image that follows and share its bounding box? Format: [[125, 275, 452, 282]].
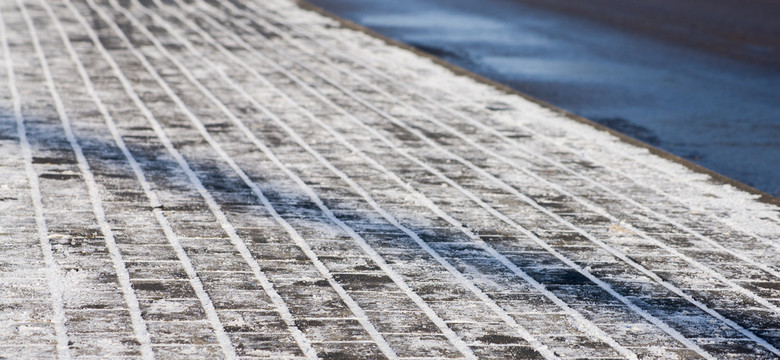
[[308, 0, 780, 197], [495, 0, 780, 68]]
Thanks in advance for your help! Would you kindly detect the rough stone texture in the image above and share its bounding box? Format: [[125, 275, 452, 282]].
[[0, 0, 779, 359]]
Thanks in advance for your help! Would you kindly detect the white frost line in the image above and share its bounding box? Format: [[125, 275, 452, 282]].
[[16, 1, 155, 359], [185, 2, 718, 358], [223, 1, 780, 354], [165, 1, 635, 359], [252, 1, 780, 289], [58, 0, 314, 359], [40, 0, 238, 358], [263, 0, 780, 255], [0, 6, 71, 360], [219, 1, 780, 351]]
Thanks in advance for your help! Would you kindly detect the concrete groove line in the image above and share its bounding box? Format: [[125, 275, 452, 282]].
[[60, 0, 314, 358], [217, 10, 780, 354], [0, 6, 72, 359], [156, 1, 637, 358], [83, 0, 397, 357], [184, 2, 724, 357], [16, 1, 157, 358], [250, 0, 780, 257], [0, 277, 48, 282], [39, 0, 241, 357], [151, 1, 586, 357], [128, 2, 485, 359], [238, 1, 780, 288], [222, 1, 780, 345]]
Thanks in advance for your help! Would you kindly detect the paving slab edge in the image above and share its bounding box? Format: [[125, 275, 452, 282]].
[[296, 0, 780, 207]]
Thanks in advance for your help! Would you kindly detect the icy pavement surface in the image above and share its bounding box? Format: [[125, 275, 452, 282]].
[[1, 0, 779, 359]]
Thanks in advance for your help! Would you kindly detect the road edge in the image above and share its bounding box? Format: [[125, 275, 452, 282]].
[[296, 0, 779, 207]]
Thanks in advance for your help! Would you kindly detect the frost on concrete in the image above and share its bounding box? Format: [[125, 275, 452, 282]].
[[0, 0, 778, 359]]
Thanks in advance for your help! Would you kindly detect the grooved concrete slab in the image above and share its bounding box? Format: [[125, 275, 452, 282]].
[[0, 0, 779, 359]]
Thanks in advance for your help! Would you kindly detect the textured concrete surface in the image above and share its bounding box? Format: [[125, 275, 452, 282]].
[[1, 0, 779, 359]]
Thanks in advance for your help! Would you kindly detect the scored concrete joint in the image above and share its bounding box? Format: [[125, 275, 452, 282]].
[[0, 0, 778, 359]]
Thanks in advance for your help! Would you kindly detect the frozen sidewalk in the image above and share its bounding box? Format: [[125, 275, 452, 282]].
[[1, 0, 779, 358]]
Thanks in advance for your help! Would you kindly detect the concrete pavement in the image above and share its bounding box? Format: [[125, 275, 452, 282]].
[[1, 0, 779, 358]]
